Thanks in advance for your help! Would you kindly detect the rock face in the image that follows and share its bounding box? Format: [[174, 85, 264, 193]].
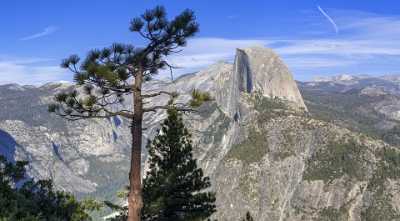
[[1, 47, 400, 220], [0, 83, 131, 198], [234, 47, 307, 111], [181, 46, 308, 118], [212, 101, 400, 221]]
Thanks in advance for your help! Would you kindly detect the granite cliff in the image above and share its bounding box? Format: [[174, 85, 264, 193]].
[[1, 47, 400, 220]]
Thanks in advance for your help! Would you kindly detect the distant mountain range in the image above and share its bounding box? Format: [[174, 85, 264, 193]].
[[1, 47, 400, 220], [312, 74, 400, 83], [300, 74, 400, 146]]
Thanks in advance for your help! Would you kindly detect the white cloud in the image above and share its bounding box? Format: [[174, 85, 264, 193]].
[[272, 39, 400, 56], [6, 8, 400, 83], [283, 56, 358, 69], [181, 38, 268, 55], [0, 56, 55, 65], [163, 9, 400, 80], [160, 38, 270, 77], [0, 57, 69, 85], [20, 26, 59, 41], [328, 9, 400, 38]]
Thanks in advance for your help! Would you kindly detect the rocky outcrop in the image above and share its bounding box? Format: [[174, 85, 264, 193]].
[[234, 47, 307, 111], [172, 46, 308, 118], [0, 46, 307, 195], [3, 47, 399, 220], [0, 83, 131, 196], [211, 97, 400, 220]]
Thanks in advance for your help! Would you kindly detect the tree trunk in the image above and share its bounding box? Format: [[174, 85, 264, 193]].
[[128, 72, 143, 221]]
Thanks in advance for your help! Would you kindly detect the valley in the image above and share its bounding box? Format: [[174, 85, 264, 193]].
[[1, 47, 400, 220]]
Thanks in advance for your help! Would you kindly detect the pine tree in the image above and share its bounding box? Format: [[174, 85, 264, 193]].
[[49, 6, 199, 221], [142, 108, 216, 221]]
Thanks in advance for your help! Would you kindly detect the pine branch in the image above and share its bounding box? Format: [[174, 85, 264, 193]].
[[143, 105, 194, 113], [52, 106, 134, 121]]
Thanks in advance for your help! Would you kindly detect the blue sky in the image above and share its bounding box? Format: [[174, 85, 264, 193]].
[[1, 0, 400, 84]]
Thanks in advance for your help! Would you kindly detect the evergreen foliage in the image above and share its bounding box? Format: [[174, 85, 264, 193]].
[[48, 6, 200, 220], [303, 140, 367, 183], [143, 108, 216, 221], [48, 5, 199, 121], [0, 155, 98, 220], [107, 108, 216, 221], [189, 89, 212, 108]]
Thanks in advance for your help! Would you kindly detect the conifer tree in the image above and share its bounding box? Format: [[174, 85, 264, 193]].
[[0, 155, 99, 220], [106, 108, 216, 221], [142, 107, 216, 221], [48, 6, 199, 221]]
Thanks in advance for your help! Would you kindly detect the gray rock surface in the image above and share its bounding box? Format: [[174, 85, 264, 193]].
[[1, 47, 400, 220], [234, 47, 307, 111]]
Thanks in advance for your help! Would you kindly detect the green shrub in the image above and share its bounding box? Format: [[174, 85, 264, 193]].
[[189, 89, 212, 108], [318, 207, 348, 221], [303, 140, 366, 182], [225, 128, 269, 165]]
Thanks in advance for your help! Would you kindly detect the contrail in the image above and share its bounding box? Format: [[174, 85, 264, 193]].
[[20, 26, 58, 41], [317, 5, 339, 34]]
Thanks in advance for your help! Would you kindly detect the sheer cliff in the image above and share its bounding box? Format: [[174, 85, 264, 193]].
[[1, 47, 400, 220]]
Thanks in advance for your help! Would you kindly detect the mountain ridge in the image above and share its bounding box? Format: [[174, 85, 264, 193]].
[[1, 47, 400, 220]]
